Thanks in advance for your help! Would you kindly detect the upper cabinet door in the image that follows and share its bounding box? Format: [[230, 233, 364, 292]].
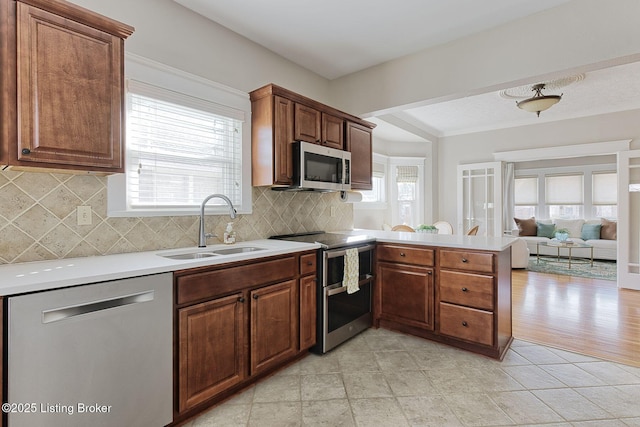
[[294, 103, 321, 143], [346, 122, 373, 190], [321, 113, 344, 150], [11, 1, 132, 172]]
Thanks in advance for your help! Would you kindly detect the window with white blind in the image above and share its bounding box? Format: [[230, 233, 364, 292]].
[[545, 174, 584, 219], [592, 172, 618, 218], [108, 55, 251, 217], [392, 162, 423, 227], [362, 162, 386, 203], [514, 176, 537, 219]]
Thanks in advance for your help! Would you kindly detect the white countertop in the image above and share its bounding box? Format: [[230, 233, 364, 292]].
[[0, 239, 320, 296], [0, 231, 515, 296], [343, 229, 516, 252]]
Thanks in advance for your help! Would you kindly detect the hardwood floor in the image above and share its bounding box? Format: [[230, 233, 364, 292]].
[[512, 269, 640, 367]]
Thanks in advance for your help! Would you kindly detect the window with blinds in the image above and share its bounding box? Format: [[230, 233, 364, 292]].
[[361, 161, 386, 203], [545, 174, 584, 219], [126, 80, 243, 209], [592, 172, 617, 218], [514, 176, 538, 219]]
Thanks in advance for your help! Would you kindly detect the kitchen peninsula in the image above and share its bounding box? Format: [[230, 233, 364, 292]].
[[348, 230, 514, 360]]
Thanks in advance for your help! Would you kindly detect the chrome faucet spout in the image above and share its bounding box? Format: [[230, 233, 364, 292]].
[[198, 194, 237, 247]]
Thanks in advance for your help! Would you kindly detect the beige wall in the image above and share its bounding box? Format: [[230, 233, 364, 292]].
[[0, 170, 352, 264]]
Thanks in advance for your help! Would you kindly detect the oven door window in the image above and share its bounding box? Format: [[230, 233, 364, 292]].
[[326, 282, 371, 334], [325, 249, 373, 287]]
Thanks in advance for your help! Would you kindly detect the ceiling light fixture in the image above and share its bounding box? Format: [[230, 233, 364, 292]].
[[516, 83, 562, 117]]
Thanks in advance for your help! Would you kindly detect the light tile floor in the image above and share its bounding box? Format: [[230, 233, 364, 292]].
[[185, 328, 640, 426]]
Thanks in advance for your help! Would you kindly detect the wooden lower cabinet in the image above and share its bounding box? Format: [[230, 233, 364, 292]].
[[173, 251, 317, 424], [178, 293, 245, 413], [250, 280, 297, 375], [375, 242, 512, 360], [299, 274, 317, 350], [378, 262, 434, 330]]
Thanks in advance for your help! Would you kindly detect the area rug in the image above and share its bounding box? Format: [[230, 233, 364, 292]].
[[526, 255, 617, 281]]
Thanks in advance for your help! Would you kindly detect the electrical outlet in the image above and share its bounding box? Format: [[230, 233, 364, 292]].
[[77, 206, 92, 225], [330, 206, 337, 217]]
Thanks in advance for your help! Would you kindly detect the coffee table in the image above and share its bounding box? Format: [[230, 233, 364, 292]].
[[536, 241, 594, 269]]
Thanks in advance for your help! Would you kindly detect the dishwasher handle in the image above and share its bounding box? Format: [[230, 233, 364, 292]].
[[42, 290, 155, 324]]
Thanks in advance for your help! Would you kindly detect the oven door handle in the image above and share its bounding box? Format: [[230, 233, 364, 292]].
[[325, 274, 373, 296], [326, 244, 376, 259]]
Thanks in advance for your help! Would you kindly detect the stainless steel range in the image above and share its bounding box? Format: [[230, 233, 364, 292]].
[[271, 232, 375, 353]]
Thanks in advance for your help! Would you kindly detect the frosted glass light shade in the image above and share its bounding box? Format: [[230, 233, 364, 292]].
[[516, 83, 562, 117]]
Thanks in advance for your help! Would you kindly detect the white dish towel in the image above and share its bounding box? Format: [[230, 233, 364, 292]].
[[343, 248, 360, 294]]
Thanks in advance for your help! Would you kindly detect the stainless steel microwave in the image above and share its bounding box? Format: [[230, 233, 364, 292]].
[[286, 141, 351, 192]]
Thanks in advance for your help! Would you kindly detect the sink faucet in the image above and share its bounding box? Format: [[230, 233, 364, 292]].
[[198, 194, 237, 247]]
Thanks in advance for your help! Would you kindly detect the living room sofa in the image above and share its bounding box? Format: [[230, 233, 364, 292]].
[[513, 217, 617, 261]]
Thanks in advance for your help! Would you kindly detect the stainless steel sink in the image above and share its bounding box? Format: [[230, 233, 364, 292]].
[[210, 246, 266, 255], [159, 246, 267, 260], [162, 252, 219, 260]]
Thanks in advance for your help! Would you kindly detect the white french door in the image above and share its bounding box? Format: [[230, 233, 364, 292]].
[[617, 150, 640, 290], [457, 162, 503, 236]]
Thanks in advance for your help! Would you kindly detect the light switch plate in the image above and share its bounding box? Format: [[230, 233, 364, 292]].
[[77, 206, 92, 225]]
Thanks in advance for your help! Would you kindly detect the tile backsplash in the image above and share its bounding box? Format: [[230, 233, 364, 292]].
[[0, 170, 353, 264]]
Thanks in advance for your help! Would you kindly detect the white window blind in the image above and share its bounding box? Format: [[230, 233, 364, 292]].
[[126, 80, 243, 208], [514, 177, 538, 205], [545, 174, 584, 205], [593, 172, 617, 205], [396, 165, 419, 183]]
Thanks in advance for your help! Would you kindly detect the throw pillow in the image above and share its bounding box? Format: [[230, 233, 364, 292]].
[[536, 222, 556, 238], [554, 219, 585, 238], [581, 223, 601, 240], [601, 218, 617, 240], [514, 217, 537, 236]]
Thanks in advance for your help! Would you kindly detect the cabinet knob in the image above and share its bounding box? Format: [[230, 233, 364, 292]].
[[427, 271, 432, 275], [238, 297, 245, 303], [462, 321, 468, 327], [461, 258, 468, 263], [461, 287, 468, 292], [21, 148, 31, 155], [253, 294, 259, 300], [400, 252, 406, 257], [307, 261, 313, 266]]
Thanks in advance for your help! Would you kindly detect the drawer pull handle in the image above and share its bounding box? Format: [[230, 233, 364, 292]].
[[461, 287, 468, 292], [461, 258, 468, 263], [400, 252, 406, 257], [462, 321, 468, 327], [307, 261, 313, 266]]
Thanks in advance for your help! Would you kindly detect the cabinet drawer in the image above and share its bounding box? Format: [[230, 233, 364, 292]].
[[439, 270, 494, 310], [300, 253, 317, 276], [440, 249, 494, 273], [377, 244, 434, 266], [176, 256, 297, 305], [439, 302, 493, 346]]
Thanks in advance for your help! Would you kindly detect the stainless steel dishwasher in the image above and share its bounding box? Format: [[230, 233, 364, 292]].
[[6, 273, 173, 427]]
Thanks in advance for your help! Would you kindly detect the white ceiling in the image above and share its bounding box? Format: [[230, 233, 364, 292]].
[[175, 0, 640, 141]]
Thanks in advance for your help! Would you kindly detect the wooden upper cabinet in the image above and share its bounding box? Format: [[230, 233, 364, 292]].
[[346, 122, 373, 190], [294, 105, 344, 150], [321, 113, 344, 150], [294, 103, 321, 143], [250, 84, 374, 187], [1, 0, 133, 173]]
